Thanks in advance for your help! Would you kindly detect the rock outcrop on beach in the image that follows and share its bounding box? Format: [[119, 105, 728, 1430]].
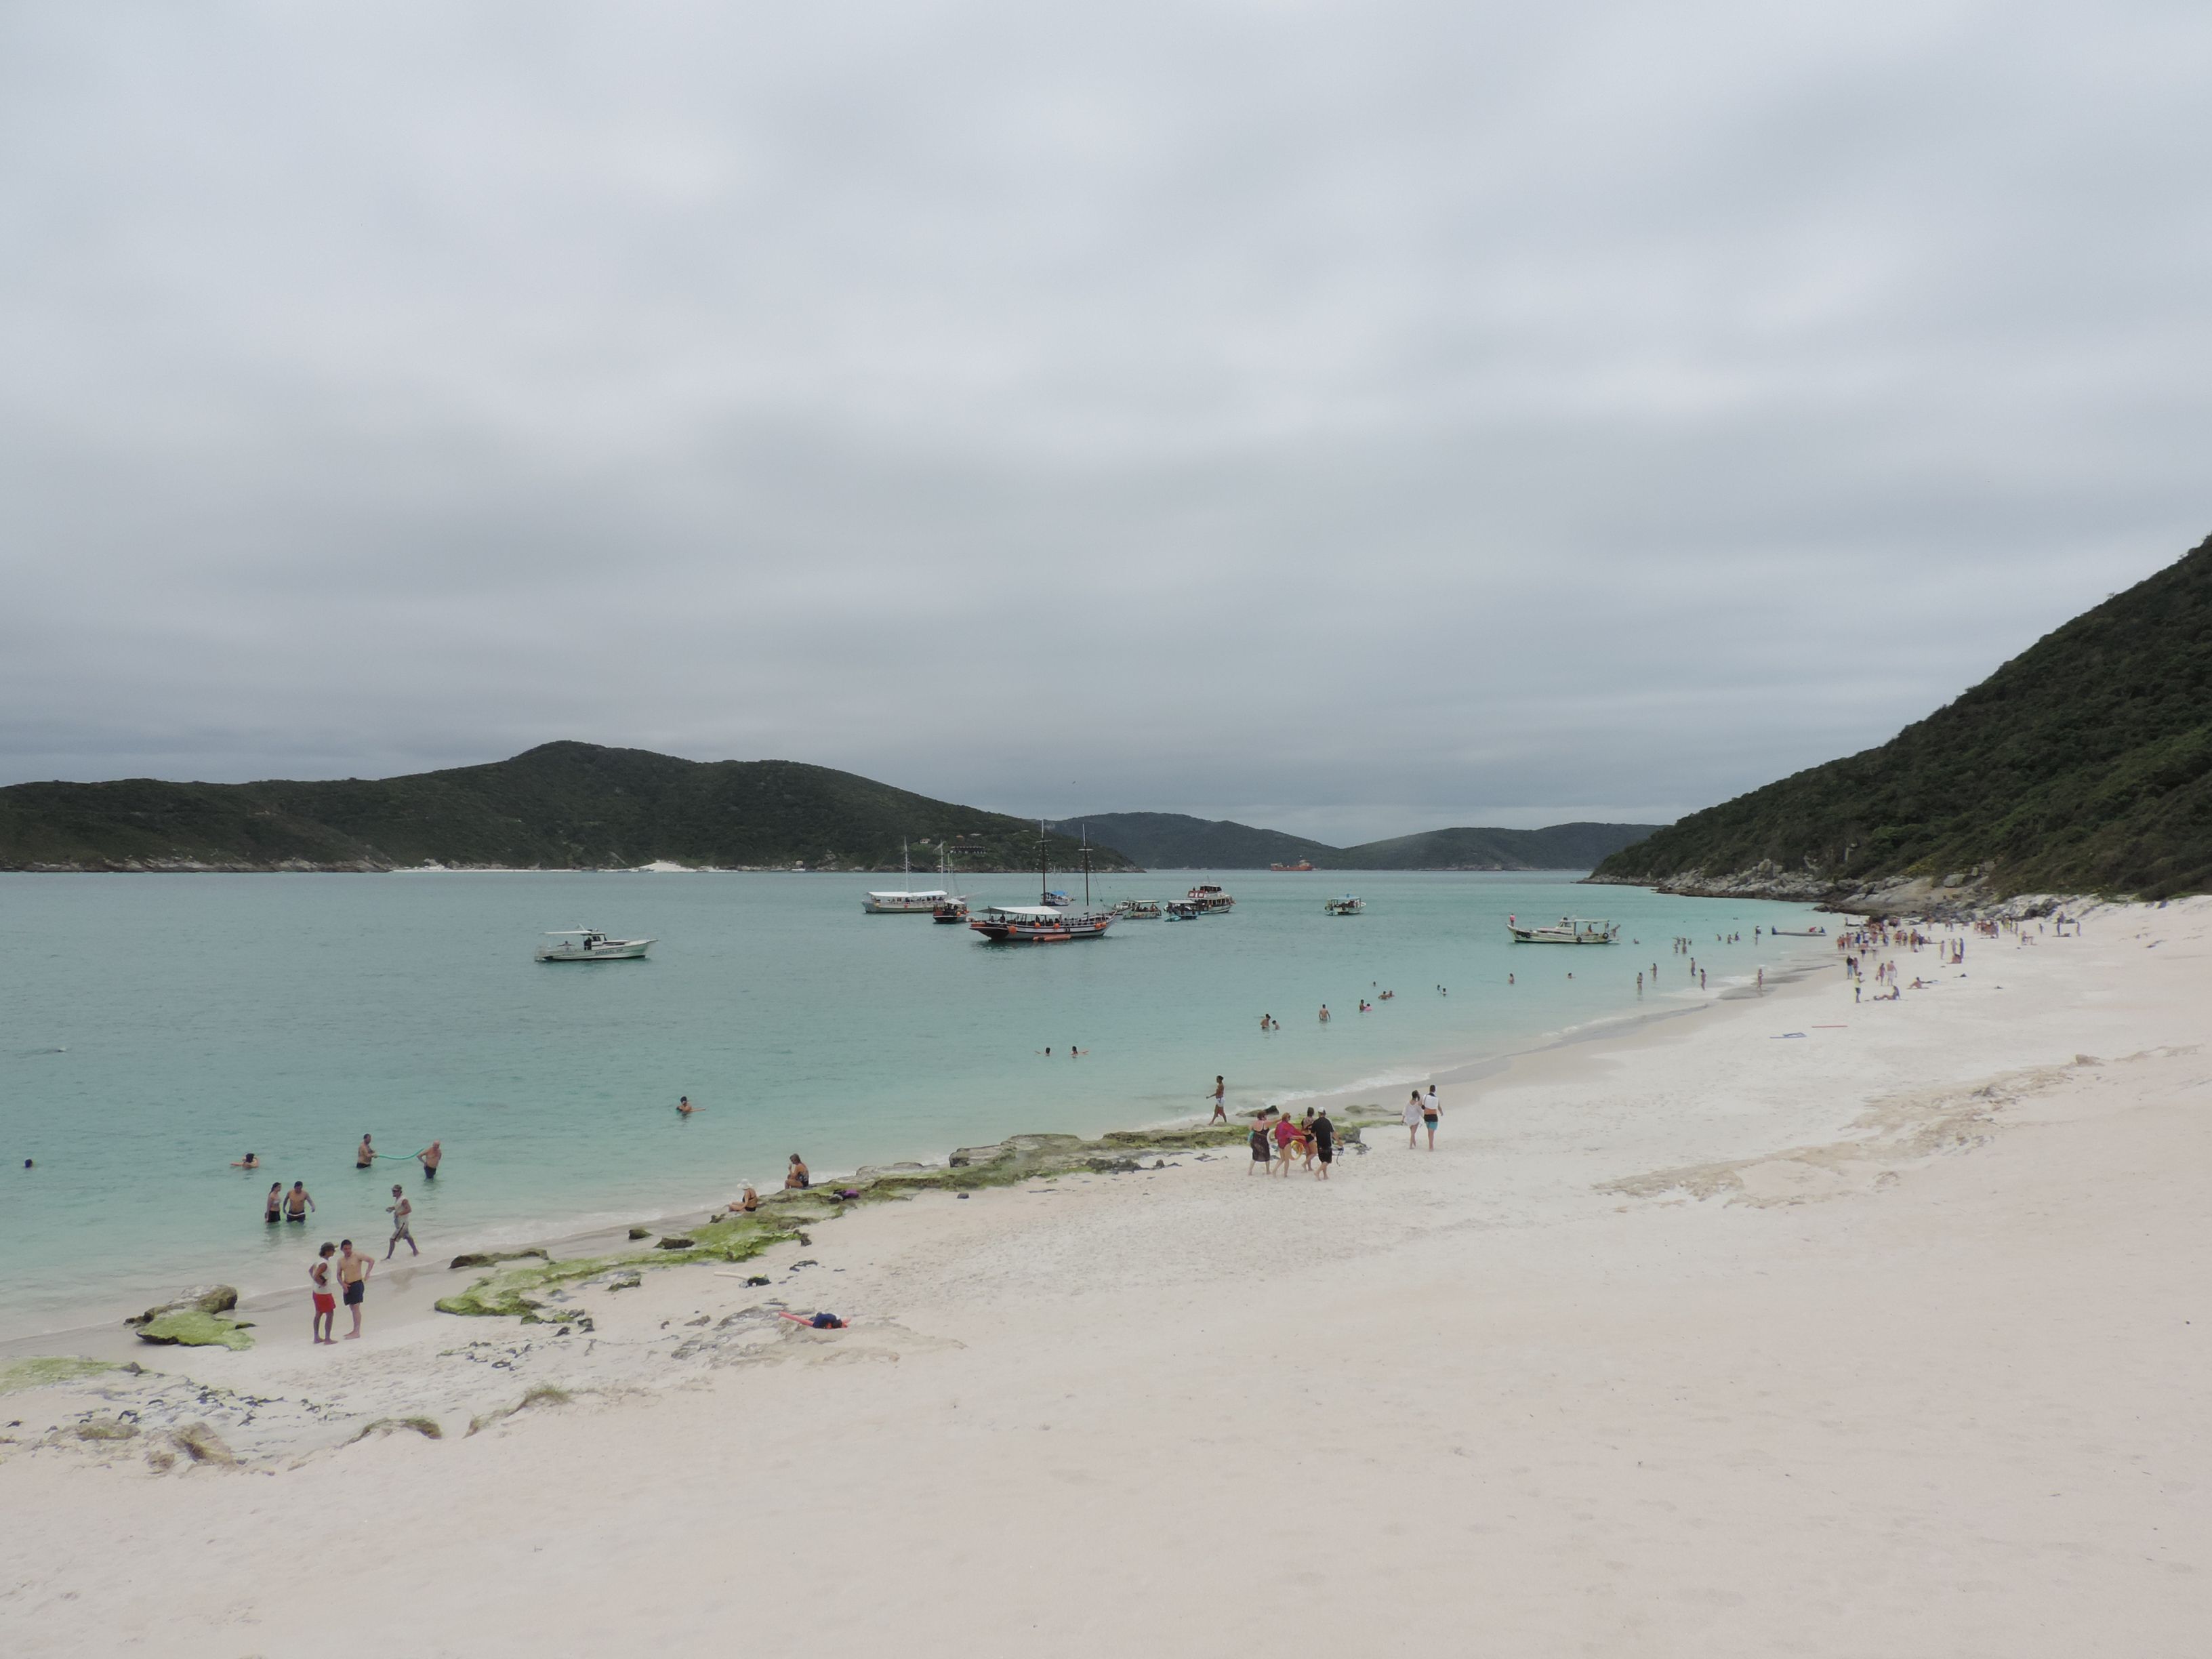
[[1593, 532, 2212, 907], [0, 742, 1136, 874]]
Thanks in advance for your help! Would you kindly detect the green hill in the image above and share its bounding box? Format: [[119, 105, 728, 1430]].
[[1052, 813, 1660, 870], [1046, 813, 1339, 869], [1593, 533, 2212, 903], [0, 742, 1135, 874], [1341, 823, 1665, 870]]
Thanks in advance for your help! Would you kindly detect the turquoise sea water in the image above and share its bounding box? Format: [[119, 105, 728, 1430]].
[[0, 871, 1831, 1336]]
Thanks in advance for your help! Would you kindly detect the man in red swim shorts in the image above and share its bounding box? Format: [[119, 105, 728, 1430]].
[[309, 1242, 337, 1345]]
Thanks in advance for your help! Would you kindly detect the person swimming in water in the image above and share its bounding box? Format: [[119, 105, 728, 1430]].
[[676, 1096, 696, 1116]]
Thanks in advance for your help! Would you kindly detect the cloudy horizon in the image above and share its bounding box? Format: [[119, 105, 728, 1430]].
[[4, 1, 2207, 846]]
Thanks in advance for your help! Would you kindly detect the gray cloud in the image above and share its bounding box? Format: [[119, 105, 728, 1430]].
[[3, 0, 2206, 844]]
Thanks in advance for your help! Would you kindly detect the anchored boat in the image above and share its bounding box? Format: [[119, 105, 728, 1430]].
[[970, 825, 1114, 943], [1324, 895, 1365, 916], [1506, 914, 1619, 945], [1184, 884, 1235, 914], [1114, 899, 1164, 919], [535, 929, 655, 962], [863, 839, 958, 915]]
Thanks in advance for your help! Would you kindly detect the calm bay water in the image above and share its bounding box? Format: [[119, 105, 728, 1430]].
[[0, 870, 1830, 1336]]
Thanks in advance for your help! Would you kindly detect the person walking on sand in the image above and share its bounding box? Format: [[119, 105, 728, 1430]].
[[1272, 1109, 1300, 1176], [1404, 1090, 1424, 1148], [418, 1141, 442, 1181], [1248, 1109, 1275, 1175], [337, 1239, 372, 1338], [1421, 1087, 1441, 1151], [1209, 1077, 1228, 1124], [284, 1180, 314, 1222], [385, 1185, 417, 1258], [1311, 1107, 1335, 1180], [356, 1133, 375, 1170], [264, 1181, 283, 1224], [309, 1242, 337, 1344]]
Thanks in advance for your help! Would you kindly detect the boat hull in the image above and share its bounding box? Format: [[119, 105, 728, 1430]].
[[535, 939, 654, 962], [968, 915, 1113, 943], [1506, 928, 1617, 945]]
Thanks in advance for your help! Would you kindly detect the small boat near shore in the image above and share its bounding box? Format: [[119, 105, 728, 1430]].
[[535, 929, 655, 962], [1324, 895, 1365, 916], [1769, 926, 1828, 937], [1115, 899, 1164, 919], [1507, 914, 1619, 945]]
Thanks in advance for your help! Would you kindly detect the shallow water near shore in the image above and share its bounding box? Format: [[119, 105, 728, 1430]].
[[0, 869, 1830, 1336]]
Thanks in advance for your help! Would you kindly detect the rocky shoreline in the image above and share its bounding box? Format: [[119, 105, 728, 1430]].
[[1582, 865, 2095, 921]]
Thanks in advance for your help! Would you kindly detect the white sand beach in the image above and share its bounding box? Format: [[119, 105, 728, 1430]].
[[3, 901, 2207, 1656]]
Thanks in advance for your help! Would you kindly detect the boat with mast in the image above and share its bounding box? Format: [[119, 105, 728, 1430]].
[[863, 840, 952, 914], [968, 825, 1114, 943]]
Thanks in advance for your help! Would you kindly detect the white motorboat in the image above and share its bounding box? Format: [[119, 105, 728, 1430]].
[[1324, 895, 1365, 916], [1115, 899, 1164, 919], [535, 929, 655, 962], [1506, 914, 1620, 945]]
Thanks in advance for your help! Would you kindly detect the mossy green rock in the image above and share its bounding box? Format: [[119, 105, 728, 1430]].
[[0, 1357, 119, 1395], [432, 1113, 1395, 1324], [136, 1310, 253, 1350]]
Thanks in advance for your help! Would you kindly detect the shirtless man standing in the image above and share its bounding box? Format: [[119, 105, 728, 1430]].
[[385, 1185, 417, 1258], [418, 1141, 443, 1181], [308, 1243, 337, 1344], [355, 1133, 375, 1170], [337, 1240, 373, 1339], [284, 1181, 314, 1222]]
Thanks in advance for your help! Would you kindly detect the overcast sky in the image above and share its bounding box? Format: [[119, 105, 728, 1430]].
[[2, 1, 2205, 844]]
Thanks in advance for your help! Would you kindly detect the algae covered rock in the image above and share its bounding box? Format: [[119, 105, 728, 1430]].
[[128, 1285, 239, 1326], [0, 1357, 119, 1395], [72, 1416, 139, 1441], [136, 1310, 253, 1351], [447, 1248, 550, 1269], [167, 1422, 238, 1465], [654, 1235, 695, 1250]]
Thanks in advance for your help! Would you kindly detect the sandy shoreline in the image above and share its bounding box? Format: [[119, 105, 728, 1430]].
[[0, 949, 1814, 1353], [3, 899, 2207, 1655]]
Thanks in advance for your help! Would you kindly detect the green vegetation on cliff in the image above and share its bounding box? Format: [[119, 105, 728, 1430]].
[[1051, 813, 1659, 870], [0, 742, 1134, 873], [1595, 534, 2212, 899]]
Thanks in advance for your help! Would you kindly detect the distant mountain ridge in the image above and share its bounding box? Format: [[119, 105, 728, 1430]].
[[1593, 533, 2212, 906], [1050, 813, 1663, 870], [0, 742, 1134, 874]]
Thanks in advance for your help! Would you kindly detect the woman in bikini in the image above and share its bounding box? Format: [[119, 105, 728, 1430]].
[[784, 1154, 810, 1190], [264, 1182, 283, 1224]]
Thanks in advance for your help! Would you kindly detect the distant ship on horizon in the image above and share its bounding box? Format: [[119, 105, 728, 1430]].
[[1270, 859, 1315, 872]]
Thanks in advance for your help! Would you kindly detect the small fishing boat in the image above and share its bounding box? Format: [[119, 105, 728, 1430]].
[[1506, 914, 1619, 945], [1185, 884, 1235, 914], [1164, 901, 1200, 920], [535, 929, 655, 962], [1114, 899, 1164, 919], [1769, 926, 1828, 937], [1324, 895, 1365, 916]]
